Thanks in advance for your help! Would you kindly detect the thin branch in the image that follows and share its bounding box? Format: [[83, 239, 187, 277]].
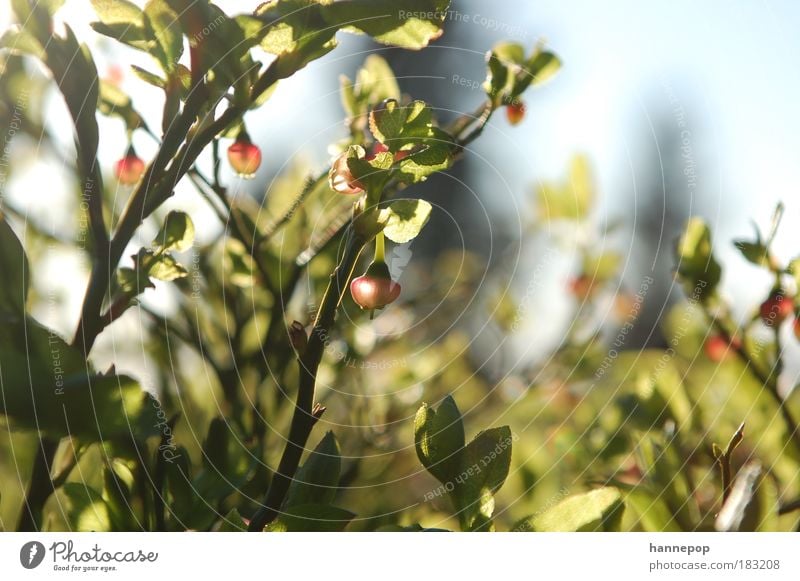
[[248, 228, 368, 530]]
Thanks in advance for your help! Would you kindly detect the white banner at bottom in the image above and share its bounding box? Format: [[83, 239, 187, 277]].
[[1, 532, 798, 579]]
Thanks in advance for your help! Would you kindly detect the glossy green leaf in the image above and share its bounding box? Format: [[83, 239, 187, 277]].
[[518, 487, 625, 532], [62, 483, 114, 531], [455, 426, 513, 530], [154, 210, 195, 253], [414, 395, 465, 486], [285, 431, 342, 508], [381, 199, 433, 244], [325, 0, 448, 50]]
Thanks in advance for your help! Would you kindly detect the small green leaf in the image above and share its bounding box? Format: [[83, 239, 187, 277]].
[[517, 487, 625, 532], [414, 395, 465, 486], [537, 154, 594, 222], [455, 426, 513, 530], [130, 64, 166, 88], [381, 199, 433, 244], [734, 240, 770, 267], [99, 80, 145, 131], [675, 217, 721, 299], [62, 483, 114, 531], [0, 27, 45, 58], [265, 504, 355, 532], [147, 254, 188, 281], [91, 0, 145, 25], [325, 0, 448, 50], [144, 0, 183, 73], [0, 215, 29, 316], [154, 210, 195, 253], [90, 0, 151, 50], [285, 431, 342, 508], [217, 508, 248, 532]]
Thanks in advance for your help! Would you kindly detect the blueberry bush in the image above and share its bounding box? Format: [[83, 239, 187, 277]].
[[0, 0, 798, 532]]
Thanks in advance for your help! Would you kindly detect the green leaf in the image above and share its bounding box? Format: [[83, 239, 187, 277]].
[[153, 210, 195, 253], [147, 254, 188, 281], [144, 0, 183, 73], [381, 199, 433, 244], [325, 0, 448, 50], [130, 64, 166, 88], [0, 317, 161, 441], [99, 80, 146, 131], [202, 417, 230, 474], [734, 240, 770, 267], [537, 154, 594, 222], [285, 431, 342, 508], [217, 508, 248, 532], [255, 0, 332, 55], [0, 27, 45, 58], [62, 483, 114, 531], [483, 42, 523, 103], [454, 426, 513, 530], [91, 0, 145, 25], [675, 217, 721, 300], [265, 504, 355, 532], [414, 395, 465, 486], [514, 48, 561, 95], [0, 215, 29, 316], [517, 487, 625, 532], [90, 0, 151, 50], [355, 54, 400, 106]]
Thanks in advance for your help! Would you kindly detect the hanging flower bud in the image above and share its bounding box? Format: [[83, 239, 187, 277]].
[[329, 152, 364, 195], [227, 129, 261, 178], [568, 273, 595, 300], [759, 289, 794, 326], [115, 145, 145, 185], [505, 100, 526, 126], [350, 260, 401, 311]]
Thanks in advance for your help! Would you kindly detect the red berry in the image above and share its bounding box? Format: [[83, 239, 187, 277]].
[[227, 137, 261, 178], [115, 152, 145, 185], [505, 101, 526, 126], [350, 262, 401, 311], [329, 152, 364, 195], [759, 290, 794, 326], [569, 274, 594, 300], [704, 335, 728, 362]]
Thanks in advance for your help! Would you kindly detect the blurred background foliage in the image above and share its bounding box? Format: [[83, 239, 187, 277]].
[[1, 0, 800, 532]]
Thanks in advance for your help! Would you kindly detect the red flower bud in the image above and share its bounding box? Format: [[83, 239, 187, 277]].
[[759, 290, 794, 326], [115, 150, 145, 185], [704, 335, 728, 362], [505, 101, 526, 126], [330, 152, 364, 195], [228, 134, 262, 178], [350, 261, 401, 311], [568, 274, 594, 300]]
